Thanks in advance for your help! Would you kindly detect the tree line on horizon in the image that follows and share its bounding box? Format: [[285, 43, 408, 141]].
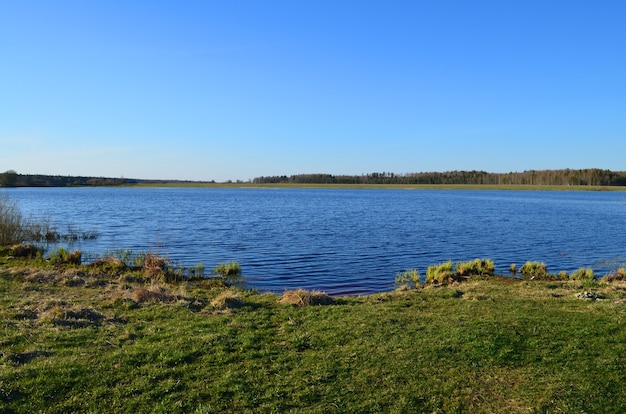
[[3, 168, 626, 188], [0, 170, 136, 187], [253, 168, 626, 186], [0, 171, 221, 188]]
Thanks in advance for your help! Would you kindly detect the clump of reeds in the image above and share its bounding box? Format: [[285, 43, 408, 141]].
[[395, 269, 421, 289], [279, 289, 334, 307], [48, 247, 82, 265], [569, 267, 595, 281], [422, 258, 497, 286], [212, 261, 245, 288], [520, 261, 548, 279], [455, 258, 495, 277], [425, 261, 455, 284]]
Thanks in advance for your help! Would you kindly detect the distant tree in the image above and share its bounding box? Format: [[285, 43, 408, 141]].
[[0, 170, 18, 187]]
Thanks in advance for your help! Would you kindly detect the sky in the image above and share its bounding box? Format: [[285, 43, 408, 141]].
[[1, 1, 625, 182]]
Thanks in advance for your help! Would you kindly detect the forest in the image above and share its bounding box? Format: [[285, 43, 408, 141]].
[[0, 171, 218, 187], [0, 171, 136, 187], [2, 168, 626, 187], [253, 168, 626, 186]]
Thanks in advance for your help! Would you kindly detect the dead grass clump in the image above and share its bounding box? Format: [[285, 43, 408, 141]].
[[61, 275, 86, 287], [8, 244, 40, 258], [603, 268, 626, 283], [117, 274, 147, 284], [131, 286, 177, 304], [16, 267, 59, 284], [143, 253, 167, 278], [91, 256, 127, 272], [37, 302, 105, 327], [210, 290, 244, 311], [279, 289, 334, 307], [59, 268, 89, 287]]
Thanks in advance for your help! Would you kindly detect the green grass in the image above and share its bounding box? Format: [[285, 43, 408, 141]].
[[3, 259, 626, 413]]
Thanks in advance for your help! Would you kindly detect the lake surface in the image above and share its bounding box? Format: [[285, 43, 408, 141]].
[[4, 187, 626, 295]]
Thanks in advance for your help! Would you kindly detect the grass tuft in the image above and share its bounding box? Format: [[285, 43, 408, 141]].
[[395, 268, 420, 289], [569, 267, 595, 281], [520, 261, 548, 279], [131, 285, 178, 304], [37, 302, 106, 327], [48, 247, 82, 265], [212, 261, 245, 288], [279, 289, 334, 306], [143, 253, 167, 278], [210, 290, 244, 310], [603, 267, 626, 282], [425, 261, 454, 284], [455, 258, 495, 277]]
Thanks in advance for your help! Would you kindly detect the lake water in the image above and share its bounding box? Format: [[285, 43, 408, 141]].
[[4, 187, 626, 295]]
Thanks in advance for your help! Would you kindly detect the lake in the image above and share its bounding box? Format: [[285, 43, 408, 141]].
[[4, 187, 626, 295]]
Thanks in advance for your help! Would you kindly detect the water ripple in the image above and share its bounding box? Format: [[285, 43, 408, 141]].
[[5, 187, 626, 295]]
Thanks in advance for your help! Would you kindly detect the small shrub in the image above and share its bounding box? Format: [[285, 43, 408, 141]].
[[395, 269, 421, 289], [455, 258, 495, 277], [557, 270, 569, 280], [48, 247, 82, 265], [520, 261, 548, 279], [425, 261, 454, 284], [569, 267, 595, 281], [279, 289, 334, 306], [509, 263, 517, 276]]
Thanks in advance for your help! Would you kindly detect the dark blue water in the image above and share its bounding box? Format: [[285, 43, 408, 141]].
[[4, 187, 626, 295]]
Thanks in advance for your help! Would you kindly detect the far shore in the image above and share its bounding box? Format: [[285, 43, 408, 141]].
[[126, 182, 626, 191]]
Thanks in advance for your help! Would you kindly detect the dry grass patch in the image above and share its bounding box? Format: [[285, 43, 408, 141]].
[[37, 301, 105, 327], [13, 267, 59, 284], [131, 285, 178, 304], [6, 244, 40, 258], [210, 290, 244, 311], [603, 268, 626, 283], [143, 253, 167, 278], [279, 289, 334, 306]]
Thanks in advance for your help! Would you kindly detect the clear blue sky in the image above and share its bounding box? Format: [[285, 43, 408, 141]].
[[2, 1, 625, 182]]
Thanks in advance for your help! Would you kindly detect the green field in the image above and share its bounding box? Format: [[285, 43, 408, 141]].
[[2, 255, 626, 413]]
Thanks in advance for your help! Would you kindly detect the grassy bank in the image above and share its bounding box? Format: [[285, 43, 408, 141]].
[[2, 255, 626, 413]]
